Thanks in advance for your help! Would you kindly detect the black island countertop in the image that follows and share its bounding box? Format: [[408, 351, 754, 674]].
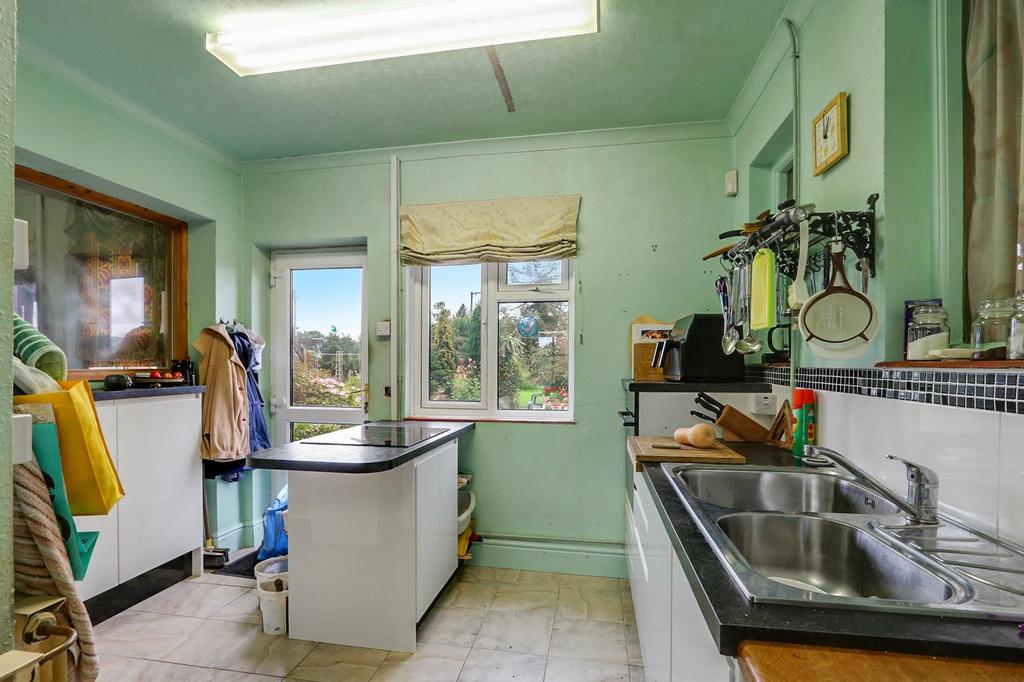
[[641, 446, 1024, 662], [247, 420, 474, 474], [91, 385, 206, 401]]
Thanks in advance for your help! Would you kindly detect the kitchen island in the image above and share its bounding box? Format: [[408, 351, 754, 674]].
[[248, 420, 474, 651]]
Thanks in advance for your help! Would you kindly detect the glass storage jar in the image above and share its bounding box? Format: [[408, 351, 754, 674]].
[[907, 305, 950, 360], [972, 298, 1015, 360], [1008, 292, 1024, 360]]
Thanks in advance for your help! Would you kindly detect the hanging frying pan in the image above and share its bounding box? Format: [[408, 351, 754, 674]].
[[798, 245, 879, 359]]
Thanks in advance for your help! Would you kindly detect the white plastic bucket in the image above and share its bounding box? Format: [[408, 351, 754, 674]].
[[255, 556, 289, 585], [257, 577, 288, 635], [457, 490, 476, 535]]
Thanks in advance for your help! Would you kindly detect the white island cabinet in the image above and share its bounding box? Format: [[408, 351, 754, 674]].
[[415, 440, 459, 620], [73, 391, 204, 600], [264, 424, 472, 653], [627, 460, 734, 681]]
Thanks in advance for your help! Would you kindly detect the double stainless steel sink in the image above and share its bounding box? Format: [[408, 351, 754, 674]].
[[666, 463, 1024, 620]]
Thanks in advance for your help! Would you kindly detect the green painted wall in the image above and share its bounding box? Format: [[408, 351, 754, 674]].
[[242, 124, 733, 574], [14, 60, 245, 335], [12, 56, 267, 550], [729, 0, 955, 367], [0, 0, 15, 654]]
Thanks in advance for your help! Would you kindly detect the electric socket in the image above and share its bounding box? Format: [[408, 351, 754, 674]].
[[752, 394, 777, 416]]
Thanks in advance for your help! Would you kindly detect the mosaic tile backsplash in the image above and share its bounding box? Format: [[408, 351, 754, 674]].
[[746, 365, 1024, 415]]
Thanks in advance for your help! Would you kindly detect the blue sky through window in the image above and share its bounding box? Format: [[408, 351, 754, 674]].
[[430, 264, 480, 313], [292, 267, 362, 337]]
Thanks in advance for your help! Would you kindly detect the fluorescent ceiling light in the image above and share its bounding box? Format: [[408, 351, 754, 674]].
[[207, 0, 599, 76]]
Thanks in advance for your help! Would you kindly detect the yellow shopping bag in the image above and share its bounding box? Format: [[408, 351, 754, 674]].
[[14, 380, 124, 515]]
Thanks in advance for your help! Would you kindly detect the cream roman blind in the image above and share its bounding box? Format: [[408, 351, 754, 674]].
[[399, 194, 580, 265]]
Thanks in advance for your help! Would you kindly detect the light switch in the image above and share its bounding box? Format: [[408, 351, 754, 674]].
[[14, 219, 28, 270], [376, 321, 392, 338], [724, 170, 738, 197]]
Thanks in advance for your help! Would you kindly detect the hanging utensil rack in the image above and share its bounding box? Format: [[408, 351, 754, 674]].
[[720, 193, 878, 281]]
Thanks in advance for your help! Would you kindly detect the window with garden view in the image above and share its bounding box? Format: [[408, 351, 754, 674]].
[[414, 259, 573, 420]]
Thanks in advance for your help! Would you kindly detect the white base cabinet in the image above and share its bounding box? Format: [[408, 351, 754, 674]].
[[627, 462, 734, 681], [671, 558, 733, 681], [415, 441, 459, 620], [115, 396, 204, 582], [73, 393, 204, 600], [288, 439, 460, 652]]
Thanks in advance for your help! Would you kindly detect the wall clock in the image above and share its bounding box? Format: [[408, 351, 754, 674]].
[[812, 92, 848, 176]]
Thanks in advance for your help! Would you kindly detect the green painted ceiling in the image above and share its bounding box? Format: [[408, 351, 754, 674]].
[[18, 0, 788, 161]]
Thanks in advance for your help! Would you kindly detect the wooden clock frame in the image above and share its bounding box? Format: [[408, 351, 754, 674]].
[[811, 92, 849, 176]]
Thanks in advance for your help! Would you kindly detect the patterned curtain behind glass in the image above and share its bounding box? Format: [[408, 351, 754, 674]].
[[65, 201, 168, 367]]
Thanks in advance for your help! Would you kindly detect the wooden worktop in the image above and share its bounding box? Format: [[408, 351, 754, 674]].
[[738, 641, 1024, 681], [626, 436, 745, 471]]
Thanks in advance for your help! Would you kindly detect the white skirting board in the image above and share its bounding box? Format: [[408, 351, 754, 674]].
[[467, 536, 628, 578], [210, 520, 263, 553]]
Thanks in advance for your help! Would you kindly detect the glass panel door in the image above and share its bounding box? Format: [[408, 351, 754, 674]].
[[270, 251, 367, 445]]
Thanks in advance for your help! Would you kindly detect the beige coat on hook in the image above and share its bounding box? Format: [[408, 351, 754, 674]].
[[193, 324, 250, 459]]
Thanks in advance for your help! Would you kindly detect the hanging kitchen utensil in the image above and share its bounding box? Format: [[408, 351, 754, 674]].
[[736, 261, 763, 354], [750, 249, 776, 330], [720, 271, 740, 354], [703, 243, 737, 261], [798, 242, 879, 359], [859, 257, 870, 293], [787, 219, 811, 309]]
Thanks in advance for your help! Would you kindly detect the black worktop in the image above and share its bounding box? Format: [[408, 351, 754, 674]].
[[622, 379, 771, 393], [247, 421, 474, 474], [641, 445, 1024, 662], [92, 385, 206, 401]]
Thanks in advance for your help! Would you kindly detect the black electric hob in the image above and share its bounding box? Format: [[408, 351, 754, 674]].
[[300, 424, 449, 448]]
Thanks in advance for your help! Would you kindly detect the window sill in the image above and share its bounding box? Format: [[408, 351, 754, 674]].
[[69, 369, 170, 381], [405, 415, 576, 425]]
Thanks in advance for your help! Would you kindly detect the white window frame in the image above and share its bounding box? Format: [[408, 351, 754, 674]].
[[498, 259, 571, 292], [409, 259, 574, 422], [270, 248, 369, 445], [774, 153, 795, 206]]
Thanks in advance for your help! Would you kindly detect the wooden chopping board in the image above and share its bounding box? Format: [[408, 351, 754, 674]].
[[627, 436, 744, 472]]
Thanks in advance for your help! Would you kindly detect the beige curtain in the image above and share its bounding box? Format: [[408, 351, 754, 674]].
[[966, 0, 1024, 314], [399, 194, 580, 265]]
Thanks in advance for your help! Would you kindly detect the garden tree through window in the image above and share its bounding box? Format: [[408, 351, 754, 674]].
[[414, 259, 573, 419]]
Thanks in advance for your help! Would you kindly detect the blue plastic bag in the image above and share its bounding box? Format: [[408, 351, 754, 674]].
[[256, 485, 288, 561]]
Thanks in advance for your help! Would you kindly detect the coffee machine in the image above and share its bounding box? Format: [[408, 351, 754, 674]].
[[657, 314, 745, 382]]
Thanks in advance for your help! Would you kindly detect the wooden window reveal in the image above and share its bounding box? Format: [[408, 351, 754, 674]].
[[14, 165, 189, 379]]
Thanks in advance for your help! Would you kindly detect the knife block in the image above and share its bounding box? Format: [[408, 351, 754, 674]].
[[715, 405, 770, 443]]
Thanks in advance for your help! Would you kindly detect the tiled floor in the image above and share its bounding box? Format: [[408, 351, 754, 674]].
[[94, 565, 644, 681]]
